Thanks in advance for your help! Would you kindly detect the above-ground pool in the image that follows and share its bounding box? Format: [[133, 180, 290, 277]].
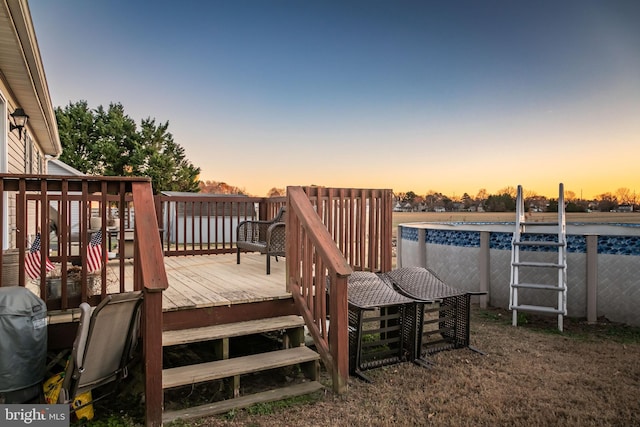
[[397, 222, 640, 326]]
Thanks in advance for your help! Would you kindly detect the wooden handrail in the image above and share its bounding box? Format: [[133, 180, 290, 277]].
[[288, 188, 352, 277], [286, 186, 393, 393], [287, 186, 352, 393], [132, 181, 168, 427], [132, 182, 169, 291]]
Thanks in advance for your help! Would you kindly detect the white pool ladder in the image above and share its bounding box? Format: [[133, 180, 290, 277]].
[[509, 183, 567, 331]]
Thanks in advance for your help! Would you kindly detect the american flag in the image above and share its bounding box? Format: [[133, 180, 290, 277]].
[[25, 233, 55, 279], [87, 229, 103, 273]]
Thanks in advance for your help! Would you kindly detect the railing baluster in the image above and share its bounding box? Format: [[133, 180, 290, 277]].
[[0, 179, 4, 285], [17, 178, 26, 287], [38, 180, 48, 302]]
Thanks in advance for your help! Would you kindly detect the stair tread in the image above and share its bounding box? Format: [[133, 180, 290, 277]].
[[513, 241, 565, 247], [162, 381, 324, 424], [513, 261, 565, 268], [163, 315, 305, 346], [511, 283, 566, 291], [512, 304, 565, 315], [163, 346, 320, 389]]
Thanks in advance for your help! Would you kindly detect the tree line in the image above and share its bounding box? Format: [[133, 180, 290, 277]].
[[395, 187, 638, 213]]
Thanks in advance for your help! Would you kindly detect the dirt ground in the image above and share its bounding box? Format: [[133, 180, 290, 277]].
[[177, 306, 640, 427]]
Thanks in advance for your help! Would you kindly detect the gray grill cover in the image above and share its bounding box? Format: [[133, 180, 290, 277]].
[[0, 287, 48, 392]]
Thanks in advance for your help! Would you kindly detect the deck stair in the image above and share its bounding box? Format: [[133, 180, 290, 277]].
[[162, 314, 322, 424], [509, 183, 568, 331]]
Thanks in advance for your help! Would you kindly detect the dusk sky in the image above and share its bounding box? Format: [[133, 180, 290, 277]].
[[29, 1, 639, 199]]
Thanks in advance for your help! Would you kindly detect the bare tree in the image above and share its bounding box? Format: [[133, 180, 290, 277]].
[[497, 186, 517, 198], [267, 187, 285, 197], [615, 188, 633, 205], [523, 188, 539, 200], [199, 180, 246, 195]]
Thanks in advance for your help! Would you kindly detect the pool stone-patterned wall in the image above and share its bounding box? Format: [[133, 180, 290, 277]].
[[398, 223, 640, 326]]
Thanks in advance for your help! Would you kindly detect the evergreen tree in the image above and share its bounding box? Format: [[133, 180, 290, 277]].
[[55, 101, 200, 193]]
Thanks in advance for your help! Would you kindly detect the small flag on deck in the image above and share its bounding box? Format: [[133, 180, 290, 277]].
[[25, 232, 55, 279], [87, 229, 103, 273]]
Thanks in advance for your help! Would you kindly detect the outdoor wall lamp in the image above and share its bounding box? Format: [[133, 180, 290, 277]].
[[9, 108, 29, 139]]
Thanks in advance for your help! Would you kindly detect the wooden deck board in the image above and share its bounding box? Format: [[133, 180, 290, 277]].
[[40, 253, 289, 319], [162, 381, 324, 424], [162, 315, 305, 346], [162, 253, 288, 311], [163, 346, 319, 389], [161, 253, 288, 310]]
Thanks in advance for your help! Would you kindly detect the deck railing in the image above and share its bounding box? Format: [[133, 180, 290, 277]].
[[156, 194, 285, 256], [0, 174, 168, 426], [286, 186, 394, 393], [0, 176, 392, 422], [286, 186, 352, 393], [131, 182, 168, 427], [1, 176, 139, 302], [302, 186, 393, 273]]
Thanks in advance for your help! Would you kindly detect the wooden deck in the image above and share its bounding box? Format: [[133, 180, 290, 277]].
[[40, 253, 290, 325], [160, 253, 289, 311]]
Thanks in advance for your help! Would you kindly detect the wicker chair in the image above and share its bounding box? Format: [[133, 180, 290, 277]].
[[236, 207, 286, 274]]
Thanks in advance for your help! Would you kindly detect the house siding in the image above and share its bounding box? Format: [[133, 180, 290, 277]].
[[2, 0, 61, 249], [1, 91, 48, 248]]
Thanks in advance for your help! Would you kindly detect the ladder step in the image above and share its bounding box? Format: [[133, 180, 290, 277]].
[[513, 241, 564, 247], [162, 380, 324, 424], [520, 222, 560, 226], [511, 305, 565, 315], [163, 346, 320, 389], [513, 261, 565, 268], [511, 283, 566, 291], [163, 315, 305, 347]]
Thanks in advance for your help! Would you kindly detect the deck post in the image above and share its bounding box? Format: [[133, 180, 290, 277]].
[[144, 287, 164, 425], [131, 181, 169, 426], [329, 274, 349, 393]]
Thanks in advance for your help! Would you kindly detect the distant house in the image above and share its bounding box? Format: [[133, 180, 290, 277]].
[[617, 204, 634, 213], [47, 159, 85, 176], [452, 202, 465, 212], [1, 0, 62, 248], [393, 201, 413, 212], [46, 160, 87, 240]]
